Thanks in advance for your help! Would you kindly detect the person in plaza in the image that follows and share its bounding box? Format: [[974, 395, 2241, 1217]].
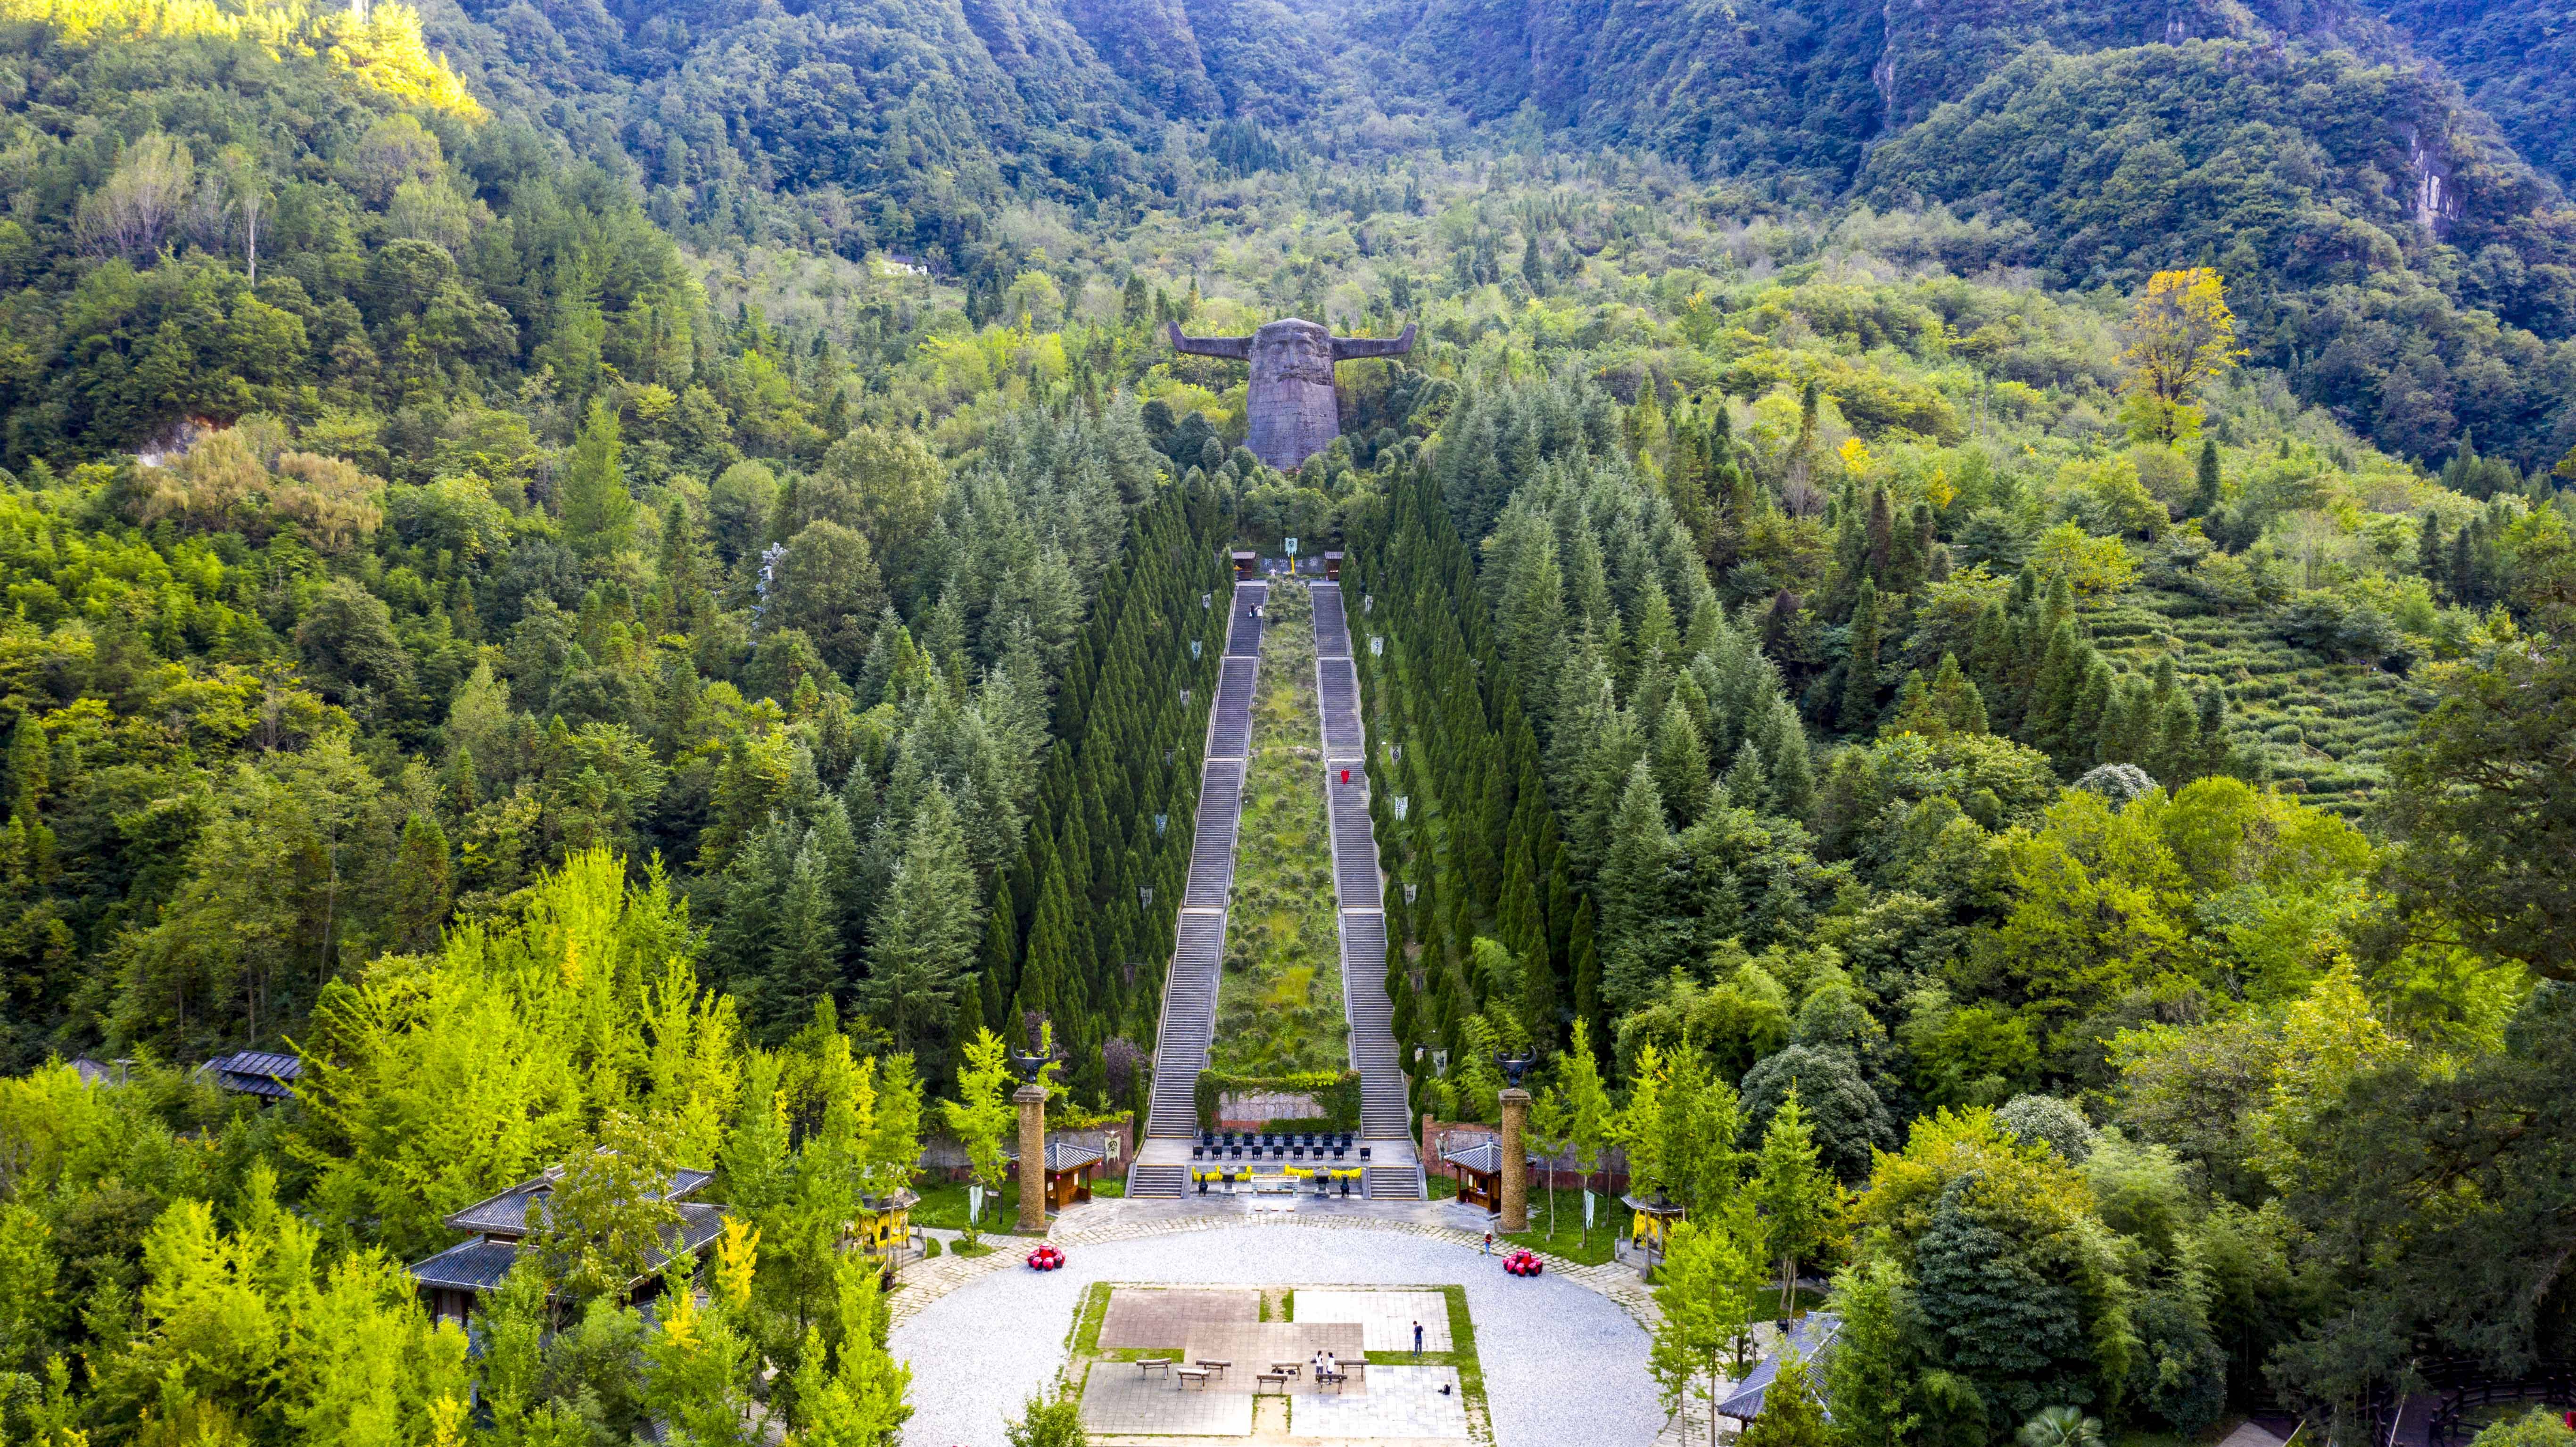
[[1482, 1230, 1493, 1255], [1412, 1320, 1423, 1357]]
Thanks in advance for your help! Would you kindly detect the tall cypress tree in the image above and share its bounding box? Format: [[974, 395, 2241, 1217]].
[[1838, 579, 1881, 733], [2190, 437, 2222, 518]]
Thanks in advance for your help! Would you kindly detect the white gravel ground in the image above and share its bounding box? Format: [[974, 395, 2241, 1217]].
[[890, 1224, 1662, 1447]]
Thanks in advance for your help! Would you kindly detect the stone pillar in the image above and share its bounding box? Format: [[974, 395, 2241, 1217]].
[[1498, 1087, 1531, 1234], [1016, 1083, 1049, 1234]]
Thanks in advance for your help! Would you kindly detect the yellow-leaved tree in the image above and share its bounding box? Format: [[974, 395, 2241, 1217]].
[[2119, 268, 2245, 445]]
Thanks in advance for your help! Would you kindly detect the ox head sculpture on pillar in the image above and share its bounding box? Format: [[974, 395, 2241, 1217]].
[[1166, 318, 1417, 473]]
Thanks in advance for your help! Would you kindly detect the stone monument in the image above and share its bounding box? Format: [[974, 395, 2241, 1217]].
[[1166, 318, 1417, 472], [1015, 1080, 1049, 1233], [1498, 1086, 1532, 1234]]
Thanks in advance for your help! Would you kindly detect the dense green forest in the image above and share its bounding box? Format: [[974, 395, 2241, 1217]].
[[0, 0, 2571, 1443]]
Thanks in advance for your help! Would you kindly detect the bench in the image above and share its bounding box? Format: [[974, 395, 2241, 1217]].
[[1267, 1362, 1302, 1378], [1175, 1368, 1211, 1389], [1194, 1359, 1231, 1380], [1255, 1372, 1290, 1395], [1137, 1358, 1175, 1375], [1317, 1370, 1349, 1392]]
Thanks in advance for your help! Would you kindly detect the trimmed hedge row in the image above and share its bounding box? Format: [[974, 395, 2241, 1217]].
[[1194, 1069, 1362, 1131]]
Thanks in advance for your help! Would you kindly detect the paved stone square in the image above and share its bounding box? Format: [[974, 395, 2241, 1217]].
[[1098, 1287, 1259, 1350], [1178, 1321, 1364, 1389], [1291, 1365, 1470, 1439], [891, 1222, 1665, 1447], [1079, 1367, 1256, 1436], [1293, 1288, 1454, 1352]]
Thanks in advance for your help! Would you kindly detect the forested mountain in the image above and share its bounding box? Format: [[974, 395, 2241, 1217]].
[[0, 0, 2573, 1444], [2370, 0, 2576, 194], [1344, 0, 2576, 473]]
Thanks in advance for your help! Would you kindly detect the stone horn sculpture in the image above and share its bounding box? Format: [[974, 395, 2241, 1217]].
[[1166, 318, 1417, 472]]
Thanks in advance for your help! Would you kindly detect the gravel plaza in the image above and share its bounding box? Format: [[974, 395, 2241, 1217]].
[[888, 1219, 1666, 1447]]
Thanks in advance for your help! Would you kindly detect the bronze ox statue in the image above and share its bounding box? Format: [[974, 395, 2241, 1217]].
[[1165, 318, 1417, 472]]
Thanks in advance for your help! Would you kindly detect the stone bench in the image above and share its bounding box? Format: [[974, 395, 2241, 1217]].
[[1136, 1358, 1175, 1375], [1255, 1373, 1291, 1395], [1175, 1368, 1211, 1389]]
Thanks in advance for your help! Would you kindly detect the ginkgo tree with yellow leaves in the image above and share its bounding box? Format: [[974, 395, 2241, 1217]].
[[2118, 268, 2246, 446]]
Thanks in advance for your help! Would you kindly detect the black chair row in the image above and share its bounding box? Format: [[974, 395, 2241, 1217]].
[[1190, 1143, 1371, 1164], [1194, 1171, 1359, 1198], [1199, 1131, 1354, 1151]]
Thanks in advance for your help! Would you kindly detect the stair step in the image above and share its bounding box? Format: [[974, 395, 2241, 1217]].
[[1129, 1165, 1188, 1200]]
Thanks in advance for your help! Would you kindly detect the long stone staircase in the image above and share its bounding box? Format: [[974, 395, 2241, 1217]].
[[1131, 582, 1265, 1198], [1313, 582, 1423, 1199]]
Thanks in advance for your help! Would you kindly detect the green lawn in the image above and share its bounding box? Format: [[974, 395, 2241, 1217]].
[[908, 1173, 1125, 1232], [1212, 578, 1349, 1076], [1501, 1189, 1624, 1266]]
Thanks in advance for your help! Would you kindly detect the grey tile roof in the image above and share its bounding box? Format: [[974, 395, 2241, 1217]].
[[409, 1237, 521, 1292], [206, 1051, 303, 1098], [1717, 1314, 1841, 1422], [1439, 1140, 1536, 1176], [443, 1164, 714, 1238], [1044, 1139, 1105, 1172], [407, 1201, 729, 1297]]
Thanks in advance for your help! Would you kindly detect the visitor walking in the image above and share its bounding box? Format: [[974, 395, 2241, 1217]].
[[1412, 1320, 1423, 1357], [1483, 1231, 1493, 1256]]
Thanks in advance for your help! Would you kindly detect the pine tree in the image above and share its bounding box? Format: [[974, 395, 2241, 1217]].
[[1651, 704, 1709, 826], [1751, 1088, 1836, 1311], [1597, 759, 1676, 1017], [1886, 671, 1939, 740], [1930, 651, 1988, 734], [1838, 578, 1881, 733], [1865, 486, 1895, 581], [2189, 437, 2222, 518], [1567, 894, 1603, 1061], [859, 786, 980, 1061], [560, 395, 636, 559], [770, 839, 842, 1034], [710, 824, 791, 1013], [1766, 713, 1816, 820], [388, 812, 451, 953]]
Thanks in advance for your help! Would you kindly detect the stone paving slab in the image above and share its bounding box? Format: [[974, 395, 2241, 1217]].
[[1098, 1287, 1260, 1350], [1293, 1288, 1454, 1352], [1081, 1367, 1255, 1436], [892, 1221, 1667, 1447], [1291, 1365, 1470, 1439], [1180, 1321, 1364, 1384]]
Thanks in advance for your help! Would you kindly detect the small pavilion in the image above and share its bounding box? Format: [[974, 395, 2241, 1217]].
[[1041, 1138, 1105, 1211], [1440, 1137, 1537, 1214], [1621, 1192, 1687, 1263], [849, 1187, 921, 1262], [407, 1163, 726, 1324]]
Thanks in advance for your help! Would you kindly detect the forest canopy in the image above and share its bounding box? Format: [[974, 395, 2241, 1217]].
[[0, 0, 2571, 1443]]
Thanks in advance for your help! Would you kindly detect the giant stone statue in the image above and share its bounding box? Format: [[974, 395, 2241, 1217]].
[[1166, 318, 1417, 473]]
